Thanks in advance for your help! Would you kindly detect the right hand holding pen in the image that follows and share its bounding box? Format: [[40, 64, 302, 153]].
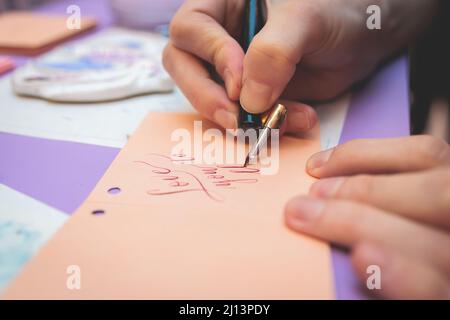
[[163, 0, 438, 131]]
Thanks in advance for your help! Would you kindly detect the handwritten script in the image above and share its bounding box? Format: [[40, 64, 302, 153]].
[[134, 153, 259, 202]]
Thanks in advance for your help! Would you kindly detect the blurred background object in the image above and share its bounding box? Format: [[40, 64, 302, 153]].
[[11, 28, 173, 102], [0, 0, 185, 34], [0, 56, 14, 74], [0, 0, 54, 11], [410, 0, 450, 142], [110, 0, 184, 35]]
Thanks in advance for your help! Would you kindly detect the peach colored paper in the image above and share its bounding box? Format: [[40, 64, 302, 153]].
[[4, 113, 334, 299], [0, 12, 96, 55]]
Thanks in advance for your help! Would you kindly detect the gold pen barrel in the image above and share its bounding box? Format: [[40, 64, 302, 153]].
[[264, 103, 287, 129]]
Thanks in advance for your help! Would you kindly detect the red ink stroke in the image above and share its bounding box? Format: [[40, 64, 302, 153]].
[[135, 153, 260, 202], [213, 178, 258, 187], [146, 152, 195, 163], [134, 160, 170, 174], [218, 165, 260, 174], [148, 169, 224, 202]]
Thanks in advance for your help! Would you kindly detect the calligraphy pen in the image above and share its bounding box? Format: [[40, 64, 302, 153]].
[[241, 0, 288, 166]]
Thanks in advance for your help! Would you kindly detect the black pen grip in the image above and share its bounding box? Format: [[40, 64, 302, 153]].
[[239, 0, 267, 130]]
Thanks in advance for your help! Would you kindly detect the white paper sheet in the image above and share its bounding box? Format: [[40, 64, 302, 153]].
[[0, 27, 193, 148], [0, 75, 193, 147], [0, 74, 347, 150], [316, 94, 350, 150], [0, 184, 67, 292]]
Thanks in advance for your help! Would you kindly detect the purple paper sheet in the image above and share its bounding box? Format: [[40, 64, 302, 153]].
[[331, 56, 410, 300], [341, 57, 410, 142], [0, 133, 119, 214]]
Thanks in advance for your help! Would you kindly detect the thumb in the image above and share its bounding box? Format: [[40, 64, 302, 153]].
[[240, 1, 328, 113]]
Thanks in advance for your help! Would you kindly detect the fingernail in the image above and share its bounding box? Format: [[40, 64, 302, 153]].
[[310, 177, 345, 198], [286, 197, 325, 224], [240, 79, 273, 113], [223, 68, 238, 100], [213, 109, 238, 129], [307, 149, 334, 172], [289, 109, 311, 131]]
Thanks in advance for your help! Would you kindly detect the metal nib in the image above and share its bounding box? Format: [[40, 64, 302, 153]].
[[243, 155, 250, 167], [244, 126, 270, 167], [242, 103, 287, 167]]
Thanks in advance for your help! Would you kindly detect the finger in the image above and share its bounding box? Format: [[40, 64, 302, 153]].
[[279, 100, 318, 134], [284, 196, 450, 275], [170, 0, 245, 100], [309, 168, 450, 229], [306, 135, 450, 178], [352, 243, 450, 299], [163, 43, 239, 129], [240, 1, 329, 113]]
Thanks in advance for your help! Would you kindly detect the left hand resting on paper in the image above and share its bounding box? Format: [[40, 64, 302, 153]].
[[285, 135, 450, 299]]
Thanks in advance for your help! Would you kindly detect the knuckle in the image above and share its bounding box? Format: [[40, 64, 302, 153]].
[[344, 138, 370, 150], [321, 201, 364, 240], [249, 40, 298, 71], [188, 90, 205, 113], [332, 139, 367, 160], [282, 0, 328, 35], [339, 175, 373, 201], [168, 13, 185, 43], [281, 0, 322, 22], [434, 167, 450, 209], [438, 167, 450, 187], [187, 81, 221, 119], [294, 1, 323, 22], [210, 39, 231, 72], [415, 135, 450, 165]]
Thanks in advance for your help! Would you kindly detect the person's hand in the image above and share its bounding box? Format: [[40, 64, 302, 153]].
[[285, 135, 450, 299], [163, 0, 438, 130]]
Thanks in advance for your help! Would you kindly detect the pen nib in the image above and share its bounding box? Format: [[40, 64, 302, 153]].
[[243, 155, 250, 167]]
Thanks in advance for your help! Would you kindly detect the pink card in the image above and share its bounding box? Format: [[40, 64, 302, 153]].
[[0, 11, 96, 55], [4, 113, 334, 299]]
